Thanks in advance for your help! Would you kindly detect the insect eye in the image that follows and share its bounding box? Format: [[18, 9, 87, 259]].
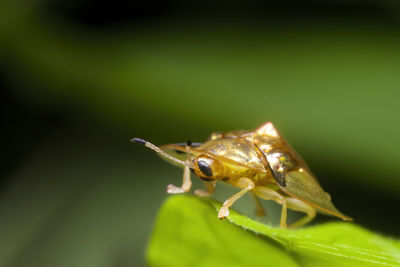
[[198, 160, 213, 177]]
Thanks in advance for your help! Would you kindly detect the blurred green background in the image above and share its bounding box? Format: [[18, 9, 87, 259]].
[[1, 0, 400, 266]]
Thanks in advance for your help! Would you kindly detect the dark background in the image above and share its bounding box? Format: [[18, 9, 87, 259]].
[[1, 1, 400, 266]]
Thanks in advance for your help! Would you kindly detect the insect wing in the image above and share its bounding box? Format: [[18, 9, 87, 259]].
[[252, 122, 352, 220], [258, 147, 350, 219], [284, 170, 352, 220], [260, 147, 352, 220]]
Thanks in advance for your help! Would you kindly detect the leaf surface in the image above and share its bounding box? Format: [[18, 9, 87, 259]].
[[147, 195, 400, 267]]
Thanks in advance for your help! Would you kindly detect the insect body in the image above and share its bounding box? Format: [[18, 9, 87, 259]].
[[132, 122, 352, 228]]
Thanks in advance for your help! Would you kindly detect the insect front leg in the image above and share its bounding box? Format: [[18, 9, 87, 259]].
[[166, 164, 192, 194], [253, 186, 288, 228], [194, 180, 216, 197], [285, 197, 316, 229], [218, 178, 255, 219]]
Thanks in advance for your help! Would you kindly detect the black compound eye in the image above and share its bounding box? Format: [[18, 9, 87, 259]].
[[197, 160, 213, 177]]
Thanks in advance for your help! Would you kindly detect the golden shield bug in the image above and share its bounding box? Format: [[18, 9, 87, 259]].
[[132, 122, 352, 228]]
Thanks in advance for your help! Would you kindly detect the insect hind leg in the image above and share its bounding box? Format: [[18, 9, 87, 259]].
[[253, 186, 287, 228], [285, 197, 316, 229]]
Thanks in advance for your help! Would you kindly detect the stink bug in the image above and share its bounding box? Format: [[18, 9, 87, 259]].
[[132, 122, 352, 228]]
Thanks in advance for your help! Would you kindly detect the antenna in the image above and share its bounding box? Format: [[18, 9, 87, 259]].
[[131, 138, 188, 167]]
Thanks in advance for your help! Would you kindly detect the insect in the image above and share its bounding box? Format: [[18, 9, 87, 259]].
[[132, 122, 352, 228]]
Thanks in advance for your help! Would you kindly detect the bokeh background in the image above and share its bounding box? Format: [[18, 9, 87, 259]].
[[1, 1, 400, 266]]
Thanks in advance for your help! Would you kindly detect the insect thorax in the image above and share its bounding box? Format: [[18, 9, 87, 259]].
[[196, 137, 273, 185], [198, 137, 265, 170]]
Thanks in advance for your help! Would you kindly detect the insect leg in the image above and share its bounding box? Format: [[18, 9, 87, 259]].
[[253, 186, 287, 228], [166, 164, 192, 194], [218, 178, 255, 219], [251, 192, 266, 217], [285, 197, 316, 229], [194, 180, 216, 197]]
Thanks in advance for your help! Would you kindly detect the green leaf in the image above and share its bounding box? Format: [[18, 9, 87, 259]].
[[147, 195, 400, 267]]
